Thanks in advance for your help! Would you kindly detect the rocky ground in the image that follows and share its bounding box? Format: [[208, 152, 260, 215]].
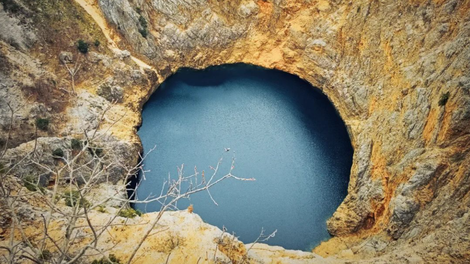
[[0, 0, 469, 263]]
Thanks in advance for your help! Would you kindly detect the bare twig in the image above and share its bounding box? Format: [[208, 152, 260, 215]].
[[246, 228, 277, 253], [63, 55, 81, 94], [1, 101, 255, 264]]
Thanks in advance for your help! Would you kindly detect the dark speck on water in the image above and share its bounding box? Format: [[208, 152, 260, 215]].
[[135, 64, 353, 251]]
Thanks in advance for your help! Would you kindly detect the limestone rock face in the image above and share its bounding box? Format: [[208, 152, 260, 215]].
[[0, 4, 36, 51], [0, 0, 469, 263]]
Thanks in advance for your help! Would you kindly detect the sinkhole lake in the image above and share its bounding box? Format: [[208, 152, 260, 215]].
[[135, 64, 353, 251]]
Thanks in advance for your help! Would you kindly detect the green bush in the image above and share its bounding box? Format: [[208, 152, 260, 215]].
[[94, 148, 103, 157], [77, 39, 89, 54], [39, 249, 52, 261], [0, 0, 21, 13], [23, 176, 38, 192], [94, 39, 100, 47], [438, 92, 450, 106], [71, 138, 82, 150], [97, 205, 107, 213], [64, 190, 90, 208], [138, 28, 148, 38], [90, 147, 103, 157], [138, 15, 148, 38], [138, 15, 148, 28], [91, 254, 121, 264], [52, 148, 64, 157], [36, 118, 50, 131], [23, 176, 45, 193], [118, 207, 142, 218]]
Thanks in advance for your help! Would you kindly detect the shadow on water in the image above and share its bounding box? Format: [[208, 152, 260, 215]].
[[132, 63, 353, 251]]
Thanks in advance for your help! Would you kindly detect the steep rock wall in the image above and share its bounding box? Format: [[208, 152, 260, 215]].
[[98, 0, 470, 237], [93, 0, 470, 261], [0, 0, 469, 263]]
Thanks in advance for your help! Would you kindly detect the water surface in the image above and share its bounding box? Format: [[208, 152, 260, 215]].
[[135, 64, 353, 251]]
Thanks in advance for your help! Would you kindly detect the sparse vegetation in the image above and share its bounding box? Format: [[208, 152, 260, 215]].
[[438, 92, 450, 106], [77, 39, 89, 54], [39, 249, 52, 261], [118, 207, 142, 218], [64, 190, 90, 208], [23, 176, 37, 192], [138, 15, 149, 38], [36, 118, 50, 131], [52, 148, 64, 157], [94, 147, 103, 156], [138, 15, 148, 28], [89, 146, 103, 157], [91, 254, 121, 264], [22, 175, 45, 193], [0, 0, 21, 13], [94, 39, 101, 47], [450, 152, 466, 163], [1, 103, 250, 264], [97, 205, 107, 213], [138, 28, 148, 38]]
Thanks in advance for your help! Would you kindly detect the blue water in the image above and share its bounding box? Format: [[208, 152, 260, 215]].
[[135, 64, 353, 251]]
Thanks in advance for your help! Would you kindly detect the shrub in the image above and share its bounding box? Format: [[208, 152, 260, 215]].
[[138, 15, 149, 38], [52, 148, 64, 157], [36, 118, 50, 131], [23, 175, 45, 193], [97, 83, 123, 102], [0, 0, 21, 13], [23, 176, 38, 192], [138, 28, 148, 38], [39, 250, 52, 261], [438, 92, 450, 106], [77, 39, 89, 54], [94, 39, 100, 47], [94, 148, 103, 157], [118, 207, 142, 218], [97, 205, 107, 213], [138, 15, 148, 28], [91, 254, 121, 264], [90, 147, 103, 157], [64, 190, 90, 208], [71, 138, 82, 150]]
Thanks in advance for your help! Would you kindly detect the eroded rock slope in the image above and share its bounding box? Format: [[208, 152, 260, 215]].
[[0, 0, 469, 263]]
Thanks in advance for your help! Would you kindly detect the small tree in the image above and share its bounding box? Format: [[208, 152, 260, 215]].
[[52, 148, 64, 157], [438, 91, 450, 106], [62, 53, 82, 94], [77, 39, 89, 54], [0, 105, 255, 264], [35, 118, 49, 131], [71, 138, 82, 150], [137, 15, 149, 38]]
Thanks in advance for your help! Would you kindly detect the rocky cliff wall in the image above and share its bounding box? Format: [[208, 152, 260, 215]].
[[95, 0, 470, 259], [0, 0, 469, 263]]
